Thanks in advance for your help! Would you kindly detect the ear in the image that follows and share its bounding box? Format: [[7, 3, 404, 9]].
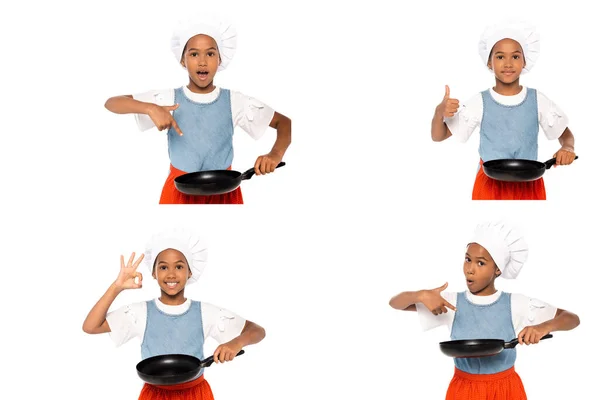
[[495, 267, 502, 277]]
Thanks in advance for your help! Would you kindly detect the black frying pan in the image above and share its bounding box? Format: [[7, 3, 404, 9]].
[[439, 334, 552, 358], [136, 350, 245, 385], [482, 157, 578, 182], [174, 162, 286, 195]]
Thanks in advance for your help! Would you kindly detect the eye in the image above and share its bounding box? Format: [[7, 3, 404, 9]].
[[513, 55, 520, 59], [159, 265, 167, 270], [176, 264, 185, 270], [191, 52, 198, 57], [465, 257, 471, 262], [208, 51, 216, 57], [477, 261, 486, 267], [496, 55, 503, 60]]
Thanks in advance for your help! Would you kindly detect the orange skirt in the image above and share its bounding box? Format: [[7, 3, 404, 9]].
[[159, 164, 244, 204], [138, 374, 214, 400], [472, 159, 546, 200], [446, 367, 527, 400]]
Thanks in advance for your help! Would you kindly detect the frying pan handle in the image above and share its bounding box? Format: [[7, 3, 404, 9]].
[[506, 333, 553, 348], [544, 156, 578, 169], [240, 162, 286, 181], [201, 349, 246, 367]]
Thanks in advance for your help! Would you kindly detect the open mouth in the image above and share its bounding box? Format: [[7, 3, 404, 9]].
[[165, 282, 179, 289], [197, 71, 210, 79], [466, 279, 475, 286]]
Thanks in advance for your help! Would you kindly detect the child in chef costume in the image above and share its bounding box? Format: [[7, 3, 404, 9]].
[[83, 229, 266, 400], [105, 15, 292, 204], [389, 221, 579, 400], [431, 20, 577, 200]]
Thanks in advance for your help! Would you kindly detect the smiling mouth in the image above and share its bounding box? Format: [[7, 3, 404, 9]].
[[165, 282, 179, 289]]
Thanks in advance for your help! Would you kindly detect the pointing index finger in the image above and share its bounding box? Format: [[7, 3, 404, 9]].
[[172, 119, 184, 136], [444, 300, 456, 311]]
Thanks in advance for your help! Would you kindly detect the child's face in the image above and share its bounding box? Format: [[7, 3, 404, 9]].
[[152, 248, 192, 296], [487, 38, 526, 84], [180, 34, 221, 91], [463, 243, 501, 295]]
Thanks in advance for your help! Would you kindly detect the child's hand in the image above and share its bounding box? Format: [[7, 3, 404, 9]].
[[213, 339, 243, 363], [518, 324, 550, 345], [419, 282, 456, 315], [254, 152, 283, 176], [436, 86, 460, 118], [553, 147, 576, 167], [114, 252, 144, 291], [147, 104, 184, 136]]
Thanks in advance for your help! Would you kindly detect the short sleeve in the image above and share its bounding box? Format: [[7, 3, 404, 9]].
[[536, 91, 569, 140], [131, 89, 175, 132], [230, 91, 275, 140], [416, 291, 457, 332], [201, 303, 247, 344], [444, 94, 483, 143], [105, 302, 147, 347], [511, 294, 558, 335]]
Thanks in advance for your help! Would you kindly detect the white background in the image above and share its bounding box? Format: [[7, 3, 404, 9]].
[[1, 0, 598, 399]]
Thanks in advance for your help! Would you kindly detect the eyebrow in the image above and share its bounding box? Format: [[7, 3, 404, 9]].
[[494, 50, 522, 54], [187, 47, 218, 52], [157, 260, 186, 264], [465, 252, 489, 261]]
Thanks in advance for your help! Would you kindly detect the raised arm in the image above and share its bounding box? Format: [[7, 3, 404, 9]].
[[431, 86, 458, 142], [82, 253, 144, 334]]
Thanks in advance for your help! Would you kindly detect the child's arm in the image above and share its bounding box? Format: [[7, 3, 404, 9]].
[[431, 86, 458, 142], [553, 128, 576, 166], [254, 112, 292, 175], [105, 95, 184, 136], [517, 308, 580, 345], [389, 282, 456, 314], [82, 253, 144, 334], [213, 320, 266, 363]]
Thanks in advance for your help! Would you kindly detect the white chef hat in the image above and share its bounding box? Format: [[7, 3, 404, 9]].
[[469, 221, 528, 279], [478, 19, 540, 74], [171, 14, 237, 71], [144, 228, 208, 286]]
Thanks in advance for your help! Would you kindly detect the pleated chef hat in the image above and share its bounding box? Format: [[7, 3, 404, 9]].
[[469, 221, 528, 279], [144, 228, 208, 286], [478, 19, 540, 74], [171, 14, 237, 71]]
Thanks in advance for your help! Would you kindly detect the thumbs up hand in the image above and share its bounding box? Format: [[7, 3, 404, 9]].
[[437, 85, 460, 118]]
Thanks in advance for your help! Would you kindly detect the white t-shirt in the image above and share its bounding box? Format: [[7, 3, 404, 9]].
[[416, 291, 558, 337], [445, 87, 569, 143], [132, 86, 275, 140], [106, 298, 247, 347]]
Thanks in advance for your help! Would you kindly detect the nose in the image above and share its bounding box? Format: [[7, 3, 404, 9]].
[[465, 263, 475, 275], [197, 55, 208, 66]]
